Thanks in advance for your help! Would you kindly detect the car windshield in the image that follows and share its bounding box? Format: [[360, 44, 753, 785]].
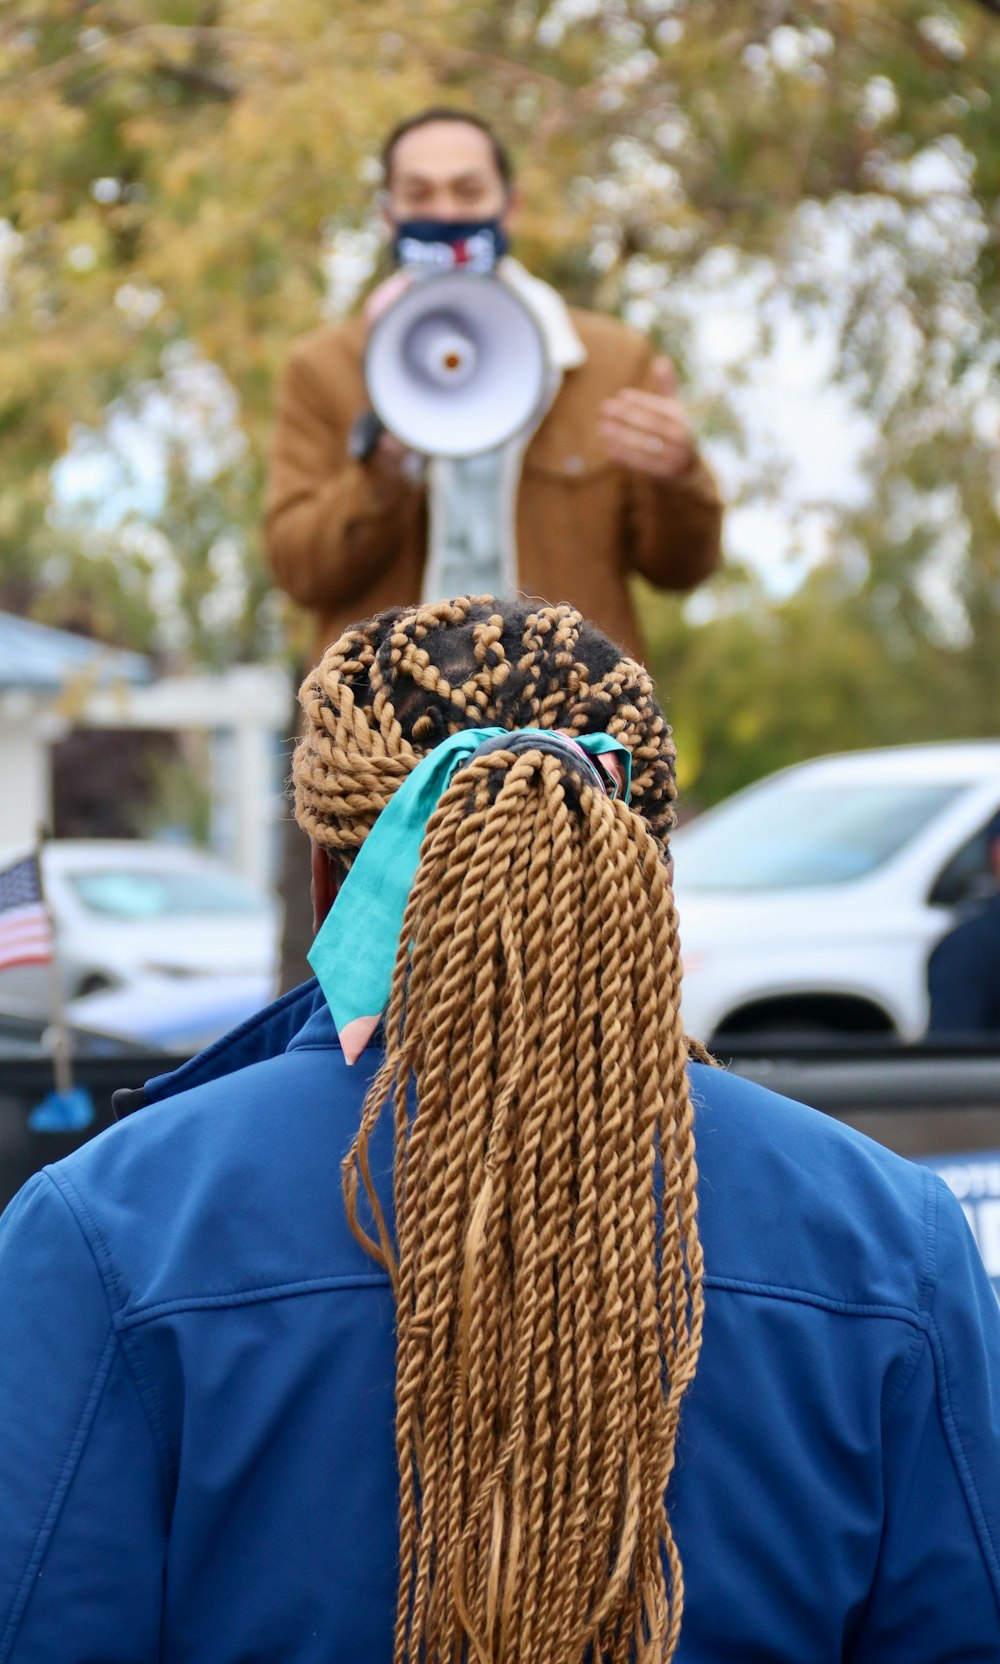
[[67, 868, 269, 920], [675, 780, 965, 891]]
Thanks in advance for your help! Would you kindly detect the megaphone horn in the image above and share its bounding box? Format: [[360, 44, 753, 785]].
[[365, 271, 550, 460]]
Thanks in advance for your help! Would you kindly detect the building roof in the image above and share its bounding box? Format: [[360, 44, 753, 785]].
[[0, 612, 151, 692]]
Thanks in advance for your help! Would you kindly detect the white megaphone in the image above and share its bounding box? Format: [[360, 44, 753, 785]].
[[365, 271, 550, 459]]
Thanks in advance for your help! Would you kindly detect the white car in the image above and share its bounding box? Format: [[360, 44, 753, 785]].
[[671, 742, 1000, 1045], [0, 841, 278, 1012], [63, 971, 274, 1054]]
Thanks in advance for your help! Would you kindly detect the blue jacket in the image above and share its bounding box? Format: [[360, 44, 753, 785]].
[[1, 981, 998, 1662]]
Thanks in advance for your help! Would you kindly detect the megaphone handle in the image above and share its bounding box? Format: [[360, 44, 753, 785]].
[[348, 410, 386, 463]]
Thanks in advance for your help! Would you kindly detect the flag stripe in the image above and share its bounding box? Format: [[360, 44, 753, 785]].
[[0, 856, 53, 972], [0, 951, 51, 973], [1, 907, 51, 929], [0, 926, 52, 947], [0, 906, 51, 930]]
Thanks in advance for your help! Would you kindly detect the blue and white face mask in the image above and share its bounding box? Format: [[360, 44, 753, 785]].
[[392, 218, 509, 275]]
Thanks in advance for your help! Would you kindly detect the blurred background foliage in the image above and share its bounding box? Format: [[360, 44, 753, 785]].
[[1, 0, 999, 809]]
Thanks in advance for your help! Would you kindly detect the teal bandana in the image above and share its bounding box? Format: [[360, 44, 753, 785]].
[[308, 726, 632, 1064]]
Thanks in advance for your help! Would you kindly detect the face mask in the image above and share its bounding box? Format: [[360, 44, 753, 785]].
[[392, 218, 509, 275]]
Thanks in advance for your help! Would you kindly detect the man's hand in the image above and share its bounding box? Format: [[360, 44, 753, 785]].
[[370, 431, 414, 478], [598, 356, 696, 480]]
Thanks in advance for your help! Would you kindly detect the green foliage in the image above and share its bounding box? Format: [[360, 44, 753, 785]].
[[2, 0, 999, 800]]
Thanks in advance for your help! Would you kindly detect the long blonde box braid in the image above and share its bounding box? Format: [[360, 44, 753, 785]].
[[343, 751, 703, 1664]]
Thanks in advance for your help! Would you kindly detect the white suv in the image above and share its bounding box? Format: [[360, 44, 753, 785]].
[[671, 742, 1000, 1045], [0, 840, 278, 1013]]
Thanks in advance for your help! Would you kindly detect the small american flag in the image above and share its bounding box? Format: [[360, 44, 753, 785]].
[[0, 854, 54, 973]]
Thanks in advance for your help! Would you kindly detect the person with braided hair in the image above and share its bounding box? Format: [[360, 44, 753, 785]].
[[0, 596, 998, 1663]]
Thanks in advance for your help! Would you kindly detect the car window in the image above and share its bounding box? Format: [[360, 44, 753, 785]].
[[928, 811, 1000, 907], [66, 869, 269, 920], [675, 781, 965, 891]]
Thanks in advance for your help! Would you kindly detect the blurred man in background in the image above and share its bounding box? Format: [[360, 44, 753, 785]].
[[265, 107, 724, 989], [266, 106, 723, 665], [927, 808, 1000, 1038]]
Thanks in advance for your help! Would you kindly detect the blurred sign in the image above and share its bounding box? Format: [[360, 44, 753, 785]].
[[918, 1151, 1000, 1302]]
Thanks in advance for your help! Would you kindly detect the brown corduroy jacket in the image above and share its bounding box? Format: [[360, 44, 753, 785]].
[[264, 307, 724, 666]]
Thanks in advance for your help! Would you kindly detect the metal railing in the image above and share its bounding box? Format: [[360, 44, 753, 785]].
[[3, 1041, 1000, 1213]]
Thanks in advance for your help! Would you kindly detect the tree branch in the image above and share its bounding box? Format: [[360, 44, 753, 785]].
[[1, 24, 298, 98]]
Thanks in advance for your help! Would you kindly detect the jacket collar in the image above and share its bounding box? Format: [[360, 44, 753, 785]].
[[113, 979, 365, 1119]]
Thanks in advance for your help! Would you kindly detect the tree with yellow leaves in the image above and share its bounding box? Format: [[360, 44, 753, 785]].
[[2, 0, 999, 797]]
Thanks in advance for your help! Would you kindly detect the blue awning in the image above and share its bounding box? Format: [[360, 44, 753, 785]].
[[0, 612, 151, 692]]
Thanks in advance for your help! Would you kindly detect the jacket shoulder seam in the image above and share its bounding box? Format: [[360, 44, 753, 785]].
[[882, 1168, 941, 1413], [704, 1273, 927, 1327], [118, 1270, 393, 1330], [41, 1170, 176, 1492], [918, 1162, 940, 1313], [42, 1167, 125, 1314]]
